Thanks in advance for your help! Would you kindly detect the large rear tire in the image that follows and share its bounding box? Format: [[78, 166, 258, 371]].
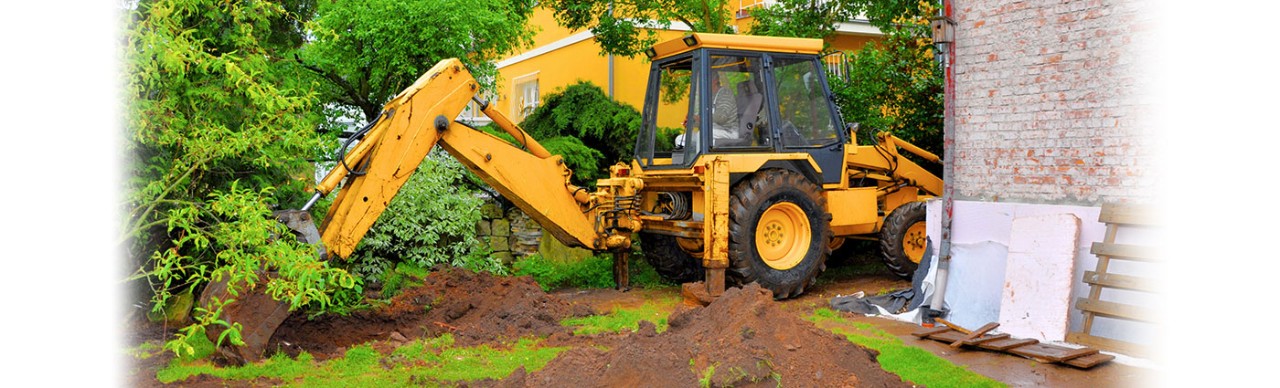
[[638, 232, 703, 284], [727, 169, 832, 299], [880, 201, 928, 279]]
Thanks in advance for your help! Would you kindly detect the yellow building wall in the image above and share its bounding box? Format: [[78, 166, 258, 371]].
[[494, 7, 881, 129]]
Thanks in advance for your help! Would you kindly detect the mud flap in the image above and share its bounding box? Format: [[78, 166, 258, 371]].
[[197, 209, 324, 364]]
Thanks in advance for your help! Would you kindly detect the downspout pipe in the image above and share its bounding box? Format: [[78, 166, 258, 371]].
[[608, 2, 615, 98], [925, 0, 957, 325]]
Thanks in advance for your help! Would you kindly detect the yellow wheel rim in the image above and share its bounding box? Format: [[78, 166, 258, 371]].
[[755, 202, 811, 270], [903, 221, 927, 264]]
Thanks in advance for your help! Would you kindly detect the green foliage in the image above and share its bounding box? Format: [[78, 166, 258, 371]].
[[749, 0, 857, 41], [829, 35, 943, 157], [561, 297, 678, 335], [808, 308, 1005, 387], [519, 81, 643, 183], [155, 334, 568, 385], [543, 0, 735, 57], [513, 254, 616, 291], [297, 0, 536, 121], [125, 0, 359, 357], [350, 150, 502, 280]]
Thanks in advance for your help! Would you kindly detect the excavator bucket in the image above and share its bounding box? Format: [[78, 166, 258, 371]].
[[196, 210, 322, 364]]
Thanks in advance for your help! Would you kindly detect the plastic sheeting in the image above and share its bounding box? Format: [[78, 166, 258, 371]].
[[829, 241, 945, 324]]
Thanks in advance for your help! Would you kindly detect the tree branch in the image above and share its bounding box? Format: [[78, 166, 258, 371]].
[[293, 53, 376, 118]]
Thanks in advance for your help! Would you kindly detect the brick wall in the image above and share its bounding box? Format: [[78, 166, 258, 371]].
[[953, 0, 1156, 205]]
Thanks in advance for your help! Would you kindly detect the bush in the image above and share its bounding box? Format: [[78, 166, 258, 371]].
[[518, 81, 642, 183], [348, 149, 501, 280]]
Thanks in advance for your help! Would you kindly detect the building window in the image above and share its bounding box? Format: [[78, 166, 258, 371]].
[[512, 72, 539, 122]]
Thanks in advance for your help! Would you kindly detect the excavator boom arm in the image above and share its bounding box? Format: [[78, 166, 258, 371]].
[[313, 58, 600, 259]]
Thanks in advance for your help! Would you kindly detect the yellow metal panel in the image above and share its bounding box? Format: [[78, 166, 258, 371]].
[[702, 157, 730, 270], [438, 123, 599, 249], [320, 60, 473, 258], [825, 188, 878, 234], [651, 33, 824, 60]]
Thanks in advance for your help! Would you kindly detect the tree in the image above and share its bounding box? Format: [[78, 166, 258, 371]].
[[748, 0, 855, 41], [542, 0, 736, 57], [295, 0, 537, 123], [124, 0, 356, 356]]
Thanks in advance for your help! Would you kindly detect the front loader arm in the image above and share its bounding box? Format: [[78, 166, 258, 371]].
[[307, 58, 600, 259]]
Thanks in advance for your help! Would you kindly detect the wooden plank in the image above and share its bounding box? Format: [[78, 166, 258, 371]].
[[963, 333, 1010, 345], [1007, 343, 1099, 363], [911, 326, 954, 338], [1082, 271, 1156, 292], [951, 322, 1000, 348], [1090, 242, 1157, 261], [1075, 298, 1156, 322], [925, 330, 968, 343], [1064, 353, 1116, 369], [978, 338, 1039, 351], [935, 318, 970, 334], [1098, 204, 1155, 226], [1066, 332, 1148, 357]]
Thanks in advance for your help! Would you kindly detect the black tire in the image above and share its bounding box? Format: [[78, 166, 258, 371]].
[[726, 169, 832, 299], [880, 201, 928, 279], [638, 232, 704, 283]]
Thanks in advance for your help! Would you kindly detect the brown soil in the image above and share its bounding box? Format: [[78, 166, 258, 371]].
[[268, 267, 591, 360], [126, 261, 1155, 387], [496, 283, 909, 388]]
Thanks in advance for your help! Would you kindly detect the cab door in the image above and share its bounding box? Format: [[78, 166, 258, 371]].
[[763, 54, 847, 184]]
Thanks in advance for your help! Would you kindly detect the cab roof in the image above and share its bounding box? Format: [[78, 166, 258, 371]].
[[646, 33, 824, 61]]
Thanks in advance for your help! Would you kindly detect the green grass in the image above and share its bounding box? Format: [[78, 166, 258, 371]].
[[514, 253, 673, 291], [560, 296, 680, 335], [808, 308, 1006, 388], [154, 333, 567, 386]]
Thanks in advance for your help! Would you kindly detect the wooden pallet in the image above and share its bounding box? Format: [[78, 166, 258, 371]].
[[1066, 203, 1156, 356], [912, 323, 1114, 369]]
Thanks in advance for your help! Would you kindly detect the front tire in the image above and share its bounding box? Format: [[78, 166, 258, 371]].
[[880, 201, 928, 279], [727, 169, 832, 299]]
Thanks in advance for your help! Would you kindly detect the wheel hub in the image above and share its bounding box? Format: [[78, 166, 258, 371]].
[[755, 202, 811, 270], [903, 221, 927, 264]]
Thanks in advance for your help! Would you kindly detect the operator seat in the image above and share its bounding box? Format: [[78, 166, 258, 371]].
[[735, 79, 765, 146]]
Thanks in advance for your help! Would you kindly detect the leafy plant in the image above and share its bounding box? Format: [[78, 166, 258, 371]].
[[124, 0, 359, 357], [349, 150, 501, 280], [518, 81, 643, 184]]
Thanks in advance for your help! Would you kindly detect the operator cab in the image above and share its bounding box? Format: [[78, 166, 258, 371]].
[[633, 33, 848, 184]]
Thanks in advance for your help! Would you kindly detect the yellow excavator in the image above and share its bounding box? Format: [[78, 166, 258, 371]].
[[207, 33, 943, 361]]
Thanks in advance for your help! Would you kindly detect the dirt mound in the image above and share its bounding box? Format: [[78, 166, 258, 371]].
[[269, 268, 588, 359], [499, 283, 911, 387]]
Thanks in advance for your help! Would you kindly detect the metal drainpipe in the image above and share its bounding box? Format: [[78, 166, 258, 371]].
[[926, 0, 957, 325], [608, 2, 615, 98]]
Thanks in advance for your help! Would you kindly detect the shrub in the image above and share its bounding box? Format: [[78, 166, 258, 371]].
[[518, 81, 643, 183], [347, 150, 501, 280]]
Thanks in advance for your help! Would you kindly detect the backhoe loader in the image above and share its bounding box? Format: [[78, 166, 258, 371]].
[[204, 33, 943, 362]]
